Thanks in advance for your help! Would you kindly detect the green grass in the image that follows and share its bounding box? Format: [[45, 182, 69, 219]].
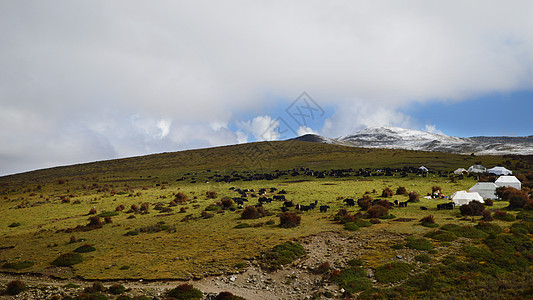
[[330, 266, 372, 293], [374, 262, 414, 283], [0, 140, 529, 281]]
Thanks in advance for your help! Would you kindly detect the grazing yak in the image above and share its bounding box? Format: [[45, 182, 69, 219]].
[[343, 198, 356, 206], [319, 205, 330, 212]]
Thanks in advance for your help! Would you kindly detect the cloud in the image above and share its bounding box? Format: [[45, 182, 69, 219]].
[[297, 126, 318, 136], [237, 115, 280, 142], [424, 124, 444, 135], [1, 1, 533, 174]]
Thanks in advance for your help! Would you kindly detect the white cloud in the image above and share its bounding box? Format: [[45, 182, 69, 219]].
[[237, 115, 280, 141], [424, 124, 444, 135], [297, 126, 318, 136]]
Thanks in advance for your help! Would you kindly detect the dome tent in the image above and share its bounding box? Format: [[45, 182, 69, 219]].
[[487, 166, 512, 176], [469, 182, 498, 199], [454, 168, 468, 175], [468, 165, 486, 174], [452, 191, 484, 206], [495, 176, 521, 190]]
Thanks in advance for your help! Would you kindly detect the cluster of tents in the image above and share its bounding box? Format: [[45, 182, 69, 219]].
[[451, 174, 522, 206], [454, 164, 513, 176]]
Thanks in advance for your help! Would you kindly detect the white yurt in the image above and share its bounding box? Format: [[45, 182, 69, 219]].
[[469, 182, 498, 199], [419, 166, 429, 172], [451, 191, 484, 206], [454, 168, 468, 175], [495, 176, 522, 190], [487, 166, 512, 176], [468, 164, 486, 174]]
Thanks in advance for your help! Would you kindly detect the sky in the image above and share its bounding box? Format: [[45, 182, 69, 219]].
[[1, 1, 533, 176]]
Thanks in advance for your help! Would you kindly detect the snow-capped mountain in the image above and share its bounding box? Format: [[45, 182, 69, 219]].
[[292, 126, 533, 155]]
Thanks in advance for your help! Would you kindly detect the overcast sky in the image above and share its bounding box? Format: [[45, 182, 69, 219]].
[[1, 1, 533, 176]]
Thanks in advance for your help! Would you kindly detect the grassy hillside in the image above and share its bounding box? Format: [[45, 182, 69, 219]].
[[0, 141, 532, 298]]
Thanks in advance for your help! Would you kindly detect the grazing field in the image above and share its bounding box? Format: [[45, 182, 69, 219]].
[[0, 141, 532, 298]]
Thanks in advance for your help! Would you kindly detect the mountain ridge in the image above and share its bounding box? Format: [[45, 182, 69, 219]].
[[293, 126, 533, 155]]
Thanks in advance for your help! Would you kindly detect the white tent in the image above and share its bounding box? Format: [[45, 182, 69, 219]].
[[454, 168, 468, 175], [495, 176, 522, 190], [469, 182, 498, 199], [452, 191, 484, 206], [487, 166, 512, 176], [419, 166, 429, 172], [468, 164, 486, 174]]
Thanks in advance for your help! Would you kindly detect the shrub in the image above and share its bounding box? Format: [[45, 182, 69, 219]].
[[475, 221, 503, 235], [510, 222, 533, 234], [279, 212, 301, 228], [204, 204, 221, 212], [460, 201, 485, 216], [484, 199, 494, 206], [167, 284, 203, 300], [396, 186, 408, 195], [367, 205, 388, 218], [425, 230, 458, 242], [140, 202, 149, 212], [8, 222, 21, 227], [214, 291, 246, 300], [370, 218, 381, 224], [2, 260, 34, 270], [88, 207, 97, 215], [405, 238, 433, 251], [330, 266, 372, 293], [314, 261, 331, 274], [381, 187, 394, 197], [261, 241, 305, 270], [355, 219, 372, 227], [98, 211, 119, 217], [390, 243, 405, 249], [206, 191, 218, 199], [408, 192, 420, 203], [130, 204, 140, 213], [347, 258, 364, 266], [497, 187, 528, 208], [175, 192, 188, 204], [440, 224, 489, 239], [6, 280, 26, 295], [74, 244, 96, 253], [52, 252, 83, 266], [374, 199, 391, 209], [344, 222, 359, 231], [87, 282, 105, 292], [414, 254, 431, 263], [334, 209, 355, 223], [220, 197, 234, 208], [432, 186, 442, 193], [358, 199, 371, 210], [88, 216, 103, 226], [115, 204, 125, 212], [420, 215, 438, 228], [234, 223, 250, 229], [481, 210, 493, 221], [125, 230, 139, 236], [241, 206, 259, 219], [375, 262, 413, 283], [108, 283, 126, 295], [493, 210, 516, 221]]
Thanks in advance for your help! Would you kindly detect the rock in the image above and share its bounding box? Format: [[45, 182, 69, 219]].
[[229, 275, 236, 282], [396, 255, 403, 259]]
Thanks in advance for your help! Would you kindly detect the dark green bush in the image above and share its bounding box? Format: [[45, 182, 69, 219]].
[[204, 204, 222, 212], [396, 186, 408, 195], [390, 243, 405, 250], [234, 223, 250, 229], [214, 291, 246, 300], [344, 222, 359, 231], [441, 255, 457, 265], [51, 252, 83, 266], [415, 254, 431, 263], [108, 283, 126, 295], [347, 258, 364, 266], [241, 206, 259, 219], [98, 211, 119, 217], [74, 244, 96, 253], [440, 224, 488, 239], [355, 219, 372, 227], [125, 230, 139, 236], [375, 262, 413, 283], [8, 222, 21, 227], [475, 222, 503, 235], [483, 233, 533, 253], [510, 222, 533, 234], [405, 238, 433, 251], [262, 241, 305, 270], [168, 284, 202, 299], [330, 266, 372, 293], [424, 230, 458, 242], [2, 260, 34, 270], [6, 280, 26, 295], [493, 210, 516, 221]]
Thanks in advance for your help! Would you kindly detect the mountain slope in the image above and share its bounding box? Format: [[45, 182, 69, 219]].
[[292, 126, 533, 155]]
